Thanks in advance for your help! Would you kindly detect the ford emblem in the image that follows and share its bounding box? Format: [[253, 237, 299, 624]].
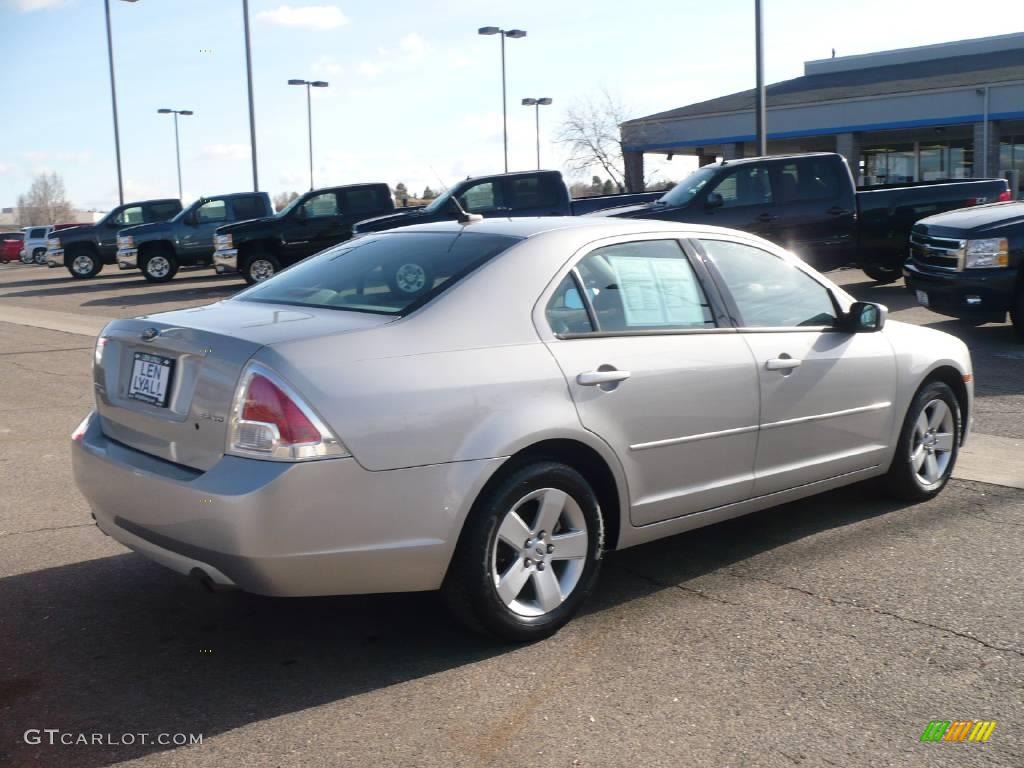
[[141, 327, 160, 342]]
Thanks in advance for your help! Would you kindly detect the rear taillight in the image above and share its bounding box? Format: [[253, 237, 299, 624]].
[[997, 190, 1012, 202], [71, 412, 93, 443], [228, 363, 348, 461]]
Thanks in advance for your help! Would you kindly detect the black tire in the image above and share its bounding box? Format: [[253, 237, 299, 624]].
[[1011, 288, 1024, 342], [242, 251, 280, 285], [861, 263, 902, 284], [140, 250, 179, 283], [32, 248, 46, 265], [386, 260, 434, 297], [881, 380, 961, 502], [442, 461, 605, 642], [66, 249, 102, 279]]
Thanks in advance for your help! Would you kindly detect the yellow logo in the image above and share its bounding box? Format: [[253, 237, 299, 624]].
[[920, 720, 996, 742]]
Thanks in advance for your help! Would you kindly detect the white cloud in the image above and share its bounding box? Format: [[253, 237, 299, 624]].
[[398, 33, 429, 56], [200, 144, 250, 161], [357, 61, 382, 78], [257, 4, 348, 31], [311, 55, 343, 77], [0, 163, 12, 175], [6, 0, 67, 11]]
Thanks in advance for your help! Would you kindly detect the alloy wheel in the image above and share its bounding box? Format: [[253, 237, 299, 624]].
[[250, 259, 275, 282], [72, 254, 95, 276], [146, 256, 171, 279], [490, 487, 589, 617], [911, 398, 955, 487]]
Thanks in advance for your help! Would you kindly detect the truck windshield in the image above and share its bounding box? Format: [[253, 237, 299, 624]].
[[423, 188, 455, 213], [657, 166, 719, 207], [276, 194, 308, 217]]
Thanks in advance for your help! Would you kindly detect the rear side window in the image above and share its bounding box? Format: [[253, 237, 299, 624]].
[[571, 240, 714, 332], [777, 158, 842, 203], [504, 176, 560, 211], [238, 231, 521, 315], [341, 187, 389, 216], [231, 195, 268, 221], [147, 202, 181, 221], [3, 233, 24, 241], [29, 227, 47, 239]]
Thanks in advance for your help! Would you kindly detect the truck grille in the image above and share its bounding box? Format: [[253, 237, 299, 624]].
[[909, 231, 964, 271]]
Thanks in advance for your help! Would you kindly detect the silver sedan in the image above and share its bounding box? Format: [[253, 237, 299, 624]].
[[72, 217, 973, 641]]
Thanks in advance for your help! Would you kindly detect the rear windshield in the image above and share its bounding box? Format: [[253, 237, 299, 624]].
[[2, 233, 24, 241], [237, 230, 522, 315]]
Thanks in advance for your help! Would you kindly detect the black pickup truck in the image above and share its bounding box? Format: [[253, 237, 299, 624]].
[[212, 183, 394, 284], [351, 170, 661, 235], [599, 152, 1010, 282], [116, 191, 273, 283], [45, 198, 183, 278], [904, 201, 1024, 338]]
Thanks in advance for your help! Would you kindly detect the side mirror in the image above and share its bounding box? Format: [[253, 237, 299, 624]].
[[705, 192, 724, 210], [844, 301, 887, 332]]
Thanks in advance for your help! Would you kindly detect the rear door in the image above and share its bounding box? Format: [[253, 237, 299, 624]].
[[540, 236, 761, 525], [697, 237, 897, 495], [181, 197, 229, 262], [694, 162, 778, 239]]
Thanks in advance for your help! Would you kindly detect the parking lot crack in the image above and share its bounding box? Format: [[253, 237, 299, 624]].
[[617, 564, 741, 606], [0, 523, 94, 538], [723, 571, 1024, 658]]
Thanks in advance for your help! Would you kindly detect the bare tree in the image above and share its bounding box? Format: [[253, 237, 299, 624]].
[[556, 91, 632, 193], [272, 191, 299, 211], [16, 172, 73, 226]]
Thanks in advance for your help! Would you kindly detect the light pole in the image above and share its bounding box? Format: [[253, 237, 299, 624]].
[[288, 79, 329, 190], [478, 26, 527, 173], [105, 0, 138, 206], [754, 0, 767, 155], [521, 98, 552, 170], [157, 109, 193, 200], [242, 0, 259, 191]]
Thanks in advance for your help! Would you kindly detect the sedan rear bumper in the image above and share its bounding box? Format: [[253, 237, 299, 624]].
[[72, 412, 503, 596]]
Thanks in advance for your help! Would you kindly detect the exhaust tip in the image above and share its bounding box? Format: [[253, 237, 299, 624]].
[[189, 567, 236, 593]]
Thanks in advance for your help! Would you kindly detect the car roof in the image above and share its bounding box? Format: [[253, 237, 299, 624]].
[[363, 215, 758, 241], [719, 151, 837, 167]]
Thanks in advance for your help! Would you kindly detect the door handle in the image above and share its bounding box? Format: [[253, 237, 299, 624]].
[[827, 206, 850, 216], [577, 369, 631, 386], [756, 213, 777, 223], [765, 357, 802, 371]]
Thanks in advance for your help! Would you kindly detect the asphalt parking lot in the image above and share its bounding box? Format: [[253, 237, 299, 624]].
[[0, 262, 1021, 767]]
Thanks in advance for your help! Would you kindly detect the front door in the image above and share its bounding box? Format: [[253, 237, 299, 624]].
[[695, 162, 778, 240], [697, 237, 897, 495], [541, 237, 760, 526], [181, 198, 229, 262], [104, 205, 145, 260], [281, 191, 346, 264]]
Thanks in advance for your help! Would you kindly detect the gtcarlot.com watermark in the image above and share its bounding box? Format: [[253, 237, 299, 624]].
[[24, 729, 202, 747]]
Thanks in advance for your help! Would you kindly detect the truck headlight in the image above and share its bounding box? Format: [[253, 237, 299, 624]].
[[117, 235, 134, 249], [964, 238, 1008, 269], [215, 234, 232, 249]]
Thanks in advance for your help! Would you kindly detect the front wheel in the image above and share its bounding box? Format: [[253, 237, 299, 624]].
[[881, 380, 960, 501], [242, 252, 280, 285], [141, 252, 179, 283], [66, 250, 102, 279], [861, 263, 902, 284], [443, 461, 604, 642]]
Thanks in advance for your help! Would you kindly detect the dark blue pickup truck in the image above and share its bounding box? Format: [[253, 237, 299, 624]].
[[352, 170, 661, 235]]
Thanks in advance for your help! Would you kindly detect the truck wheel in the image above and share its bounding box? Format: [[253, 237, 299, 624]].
[[141, 252, 179, 283], [1011, 289, 1024, 342], [861, 263, 902, 284], [66, 250, 102, 279], [33, 248, 46, 265], [242, 252, 280, 285], [387, 261, 434, 297]]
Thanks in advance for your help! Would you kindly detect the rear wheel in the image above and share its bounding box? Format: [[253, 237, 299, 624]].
[[443, 461, 604, 641], [66, 249, 102, 279], [861, 263, 902, 284], [141, 251, 179, 283], [881, 380, 960, 501], [242, 251, 280, 285], [33, 248, 46, 265]]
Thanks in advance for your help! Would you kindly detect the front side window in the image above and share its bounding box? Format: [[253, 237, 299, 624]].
[[572, 240, 713, 332], [238, 231, 521, 315], [708, 165, 772, 208], [459, 182, 499, 213], [197, 199, 228, 224], [114, 206, 144, 226], [700, 239, 837, 328], [301, 192, 339, 218]]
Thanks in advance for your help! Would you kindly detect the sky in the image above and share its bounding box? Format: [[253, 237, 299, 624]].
[[1, 0, 1022, 212]]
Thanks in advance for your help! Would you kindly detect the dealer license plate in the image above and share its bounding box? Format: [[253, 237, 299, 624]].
[[127, 352, 174, 407], [915, 290, 929, 308]]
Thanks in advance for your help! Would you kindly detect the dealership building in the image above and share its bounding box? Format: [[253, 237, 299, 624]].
[[621, 33, 1024, 194]]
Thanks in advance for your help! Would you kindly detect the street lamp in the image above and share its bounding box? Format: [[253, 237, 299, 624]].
[[157, 109, 194, 200], [242, 0, 259, 191], [288, 79, 329, 190], [521, 98, 552, 170], [478, 26, 527, 173], [105, 0, 138, 206]]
